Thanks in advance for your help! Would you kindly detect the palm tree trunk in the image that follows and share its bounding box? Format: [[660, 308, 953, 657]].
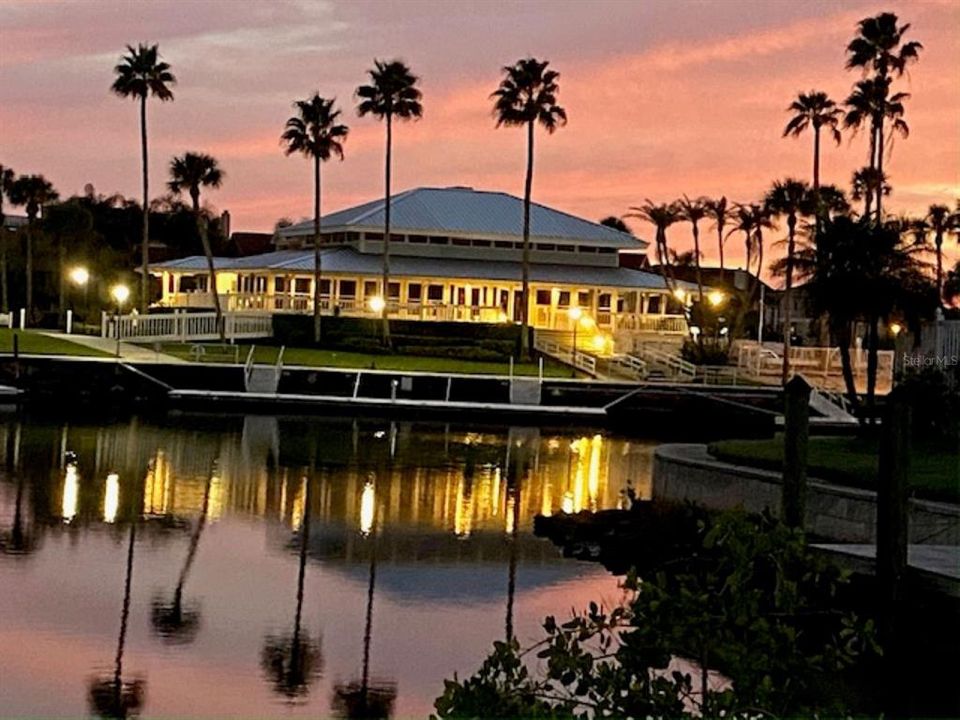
[[866, 314, 880, 424], [781, 220, 795, 385], [0, 199, 7, 314], [835, 320, 861, 419], [313, 156, 322, 345], [865, 126, 877, 219], [875, 119, 884, 223], [194, 195, 224, 342], [692, 223, 703, 300], [25, 218, 33, 318], [140, 95, 150, 313], [935, 234, 943, 304], [381, 114, 393, 350], [520, 120, 534, 359], [58, 237, 66, 321], [717, 227, 724, 276]]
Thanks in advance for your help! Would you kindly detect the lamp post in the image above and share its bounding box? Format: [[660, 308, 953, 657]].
[[569, 306, 582, 363], [111, 284, 130, 358], [68, 266, 90, 334]]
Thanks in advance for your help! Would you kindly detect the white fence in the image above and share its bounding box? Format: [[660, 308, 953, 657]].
[[735, 341, 894, 394], [102, 311, 273, 343]]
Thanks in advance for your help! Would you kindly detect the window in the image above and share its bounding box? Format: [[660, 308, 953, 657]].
[[320, 279, 331, 295], [388, 282, 400, 299], [598, 293, 612, 309], [409, 235, 428, 244], [536, 243, 556, 252], [471, 239, 491, 247], [347, 232, 361, 242], [339, 280, 357, 297], [451, 237, 471, 247], [293, 278, 309, 294], [180, 276, 199, 292], [536, 290, 551, 305], [408, 283, 422, 301], [647, 295, 662, 314], [363, 280, 378, 297], [598, 248, 617, 255], [427, 284, 444, 301], [556, 244, 575, 252], [494, 240, 513, 249], [579, 246, 599, 254], [168, 275, 175, 293], [366, 232, 383, 241], [557, 291, 571, 307], [428, 236, 449, 245], [577, 291, 591, 307]]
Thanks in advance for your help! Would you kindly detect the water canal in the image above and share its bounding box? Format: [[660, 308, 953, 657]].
[[0, 413, 655, 717]]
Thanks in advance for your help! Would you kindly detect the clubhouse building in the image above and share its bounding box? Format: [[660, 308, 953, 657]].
[[150, 186, 691, 345]]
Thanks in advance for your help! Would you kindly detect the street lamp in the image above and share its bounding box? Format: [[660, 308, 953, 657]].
[[368, 294, 385, 314], [67, 266, 90, 333], [708, 290, 725, 307], [111, 284, 130, 358]]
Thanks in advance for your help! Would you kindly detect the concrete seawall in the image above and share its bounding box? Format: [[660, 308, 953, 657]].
[[653, 443, 959, 544]]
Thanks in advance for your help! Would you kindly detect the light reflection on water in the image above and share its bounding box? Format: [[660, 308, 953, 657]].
[[0, 415, 654, 718]]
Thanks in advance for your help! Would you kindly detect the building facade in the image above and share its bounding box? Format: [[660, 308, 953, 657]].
[[150, 187, 692, 343]]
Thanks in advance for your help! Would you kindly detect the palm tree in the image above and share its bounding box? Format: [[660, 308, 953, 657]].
[[850, 166, 890, 218], [356, 60, 423, 350], [599, 216, 632, 234], [677, 195, 709, 299], [626, 201, 680, 292], [168, 153, 225, 340], [491, 57, 567, 358], [111, 43, 176, 312], [8, 174, 59, 319], [705, 196, 732, 277], [0, 164, 15, 313], [944, 261, 960, 306], [281, 94, 349, 344], [764, 179, 812, 384], [783, 91, 842, 226], [846, 13, 921, 223], [926, 204, 957, 305]]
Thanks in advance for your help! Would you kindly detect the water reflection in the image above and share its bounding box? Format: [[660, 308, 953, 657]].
[[261, 473, 323, 703], [0, 414, 649, 717], [87, 522, 146, 719], [332, 472, 398, 720], [150, 463, 215, 645]]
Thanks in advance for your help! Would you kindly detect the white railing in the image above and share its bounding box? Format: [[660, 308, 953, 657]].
[[533, 335, 598, 376], [608, 353, 648, 381], [244, 345, 256, 386], [696, 365, 739, 385], [104, 311, 273, 342], [635, 345, 696, 380], [613, 314, 688, 334]]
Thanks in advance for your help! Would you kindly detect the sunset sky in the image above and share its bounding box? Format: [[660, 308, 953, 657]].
[[2, 0, 958, 273]]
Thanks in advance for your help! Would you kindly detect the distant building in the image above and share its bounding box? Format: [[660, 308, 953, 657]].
[[150, 186, 696, 341]]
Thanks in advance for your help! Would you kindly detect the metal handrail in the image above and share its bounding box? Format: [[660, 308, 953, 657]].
[[244, 345, 256, 385]]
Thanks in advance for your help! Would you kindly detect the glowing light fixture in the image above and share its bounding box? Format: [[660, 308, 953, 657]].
[[111, 284, 130, 306], [673, 288, 687, 302], [69, 267, 90, 286], [890, 322, 902, 337], [569, 306, 583, 322], [561, 492, 575, 515], [368, 295, 386, 313], [708, 290, 725, 307], [591, 334, 608, 352]]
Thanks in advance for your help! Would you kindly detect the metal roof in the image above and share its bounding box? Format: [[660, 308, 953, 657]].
[[152, 246, 688, 291], [281, 186, 645, 249]]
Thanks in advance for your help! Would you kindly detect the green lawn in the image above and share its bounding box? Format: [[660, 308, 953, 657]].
[[0, 329, 109, 357], [709, 434, 959, 504], [146, 342, 572, 377]]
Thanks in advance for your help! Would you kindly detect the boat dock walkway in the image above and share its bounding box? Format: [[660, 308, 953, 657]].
[[813, 544, 960, 598]]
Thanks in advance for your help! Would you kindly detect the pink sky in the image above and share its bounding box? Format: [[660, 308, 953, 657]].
[[2, 0, 958, 274]]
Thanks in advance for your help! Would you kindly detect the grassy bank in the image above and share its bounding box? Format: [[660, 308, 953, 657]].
[[145, 342, 571, 377], [0, 329, 109, 357], [709, 434, 959, 504]]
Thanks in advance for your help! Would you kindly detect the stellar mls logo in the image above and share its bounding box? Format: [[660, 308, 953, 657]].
[[903, 353, 960, 369]]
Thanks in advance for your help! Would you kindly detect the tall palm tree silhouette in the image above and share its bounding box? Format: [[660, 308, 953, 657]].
[[88, 522, 146, 719], [626, 201, 680, 293], [261, 475, 322, 702], [677, 195, 709, 301], [168, 152, 225, 340], [491, 58, 567, 358], [705, 197, 732, 279], [926, 204, 958, 304], [281, 94, 349, 343], [356, 60, 423, 350], [332, 475, 397, 720], [764, 179, 811, 383], [111, 43, 176, 311], [150, 467, 214, 644], [783, 91, 842, 230], [0, 163, 15, 313]]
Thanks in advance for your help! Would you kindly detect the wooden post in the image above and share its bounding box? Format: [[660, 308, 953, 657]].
[[877, 386, 910, 705], [782, 374, 810, 528]]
